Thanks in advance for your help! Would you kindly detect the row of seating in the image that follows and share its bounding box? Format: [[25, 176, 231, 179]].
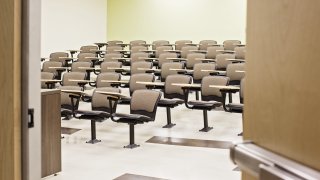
[[41, 40, 245, 148]]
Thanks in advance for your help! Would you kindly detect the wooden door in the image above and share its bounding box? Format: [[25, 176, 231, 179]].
[[244, 0, 320, 179], [0, 0, 22, 179]]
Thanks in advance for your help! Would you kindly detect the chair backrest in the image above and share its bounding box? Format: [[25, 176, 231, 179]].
[[100, 61, 122, 73], [201, 76, 229, 102], [129, 73, 155, 95], [130, 40, 146, 48], [206, 46, 224, 59], [155, 46, 173, 58], [41, 72, 54, 88], [104, 53, 122, 62], [152, 40, 170, 50], [215, 53, 235, 70], [223, 40, 241, 51], [175, 40, 192, 51], [59, 86, 82, 109], [92, 87, 121, 112], [71, 62, 91, 72], [161, 62, 184, 81], [193, 63, 216, 83], [164, 74, 192, 100], [235, 46, 246, 59], [185, 53, 206, 69], [49, 52, 69, 65], [80, 45, 98, 53], [131, 52, 149, 63], [96, 72, 121, 88], [42, 61, 63, 74], [240, 78, 245, 103], [199, 40, 218, 50], [131, 46, 148, 54], [62, 72, 86, 86], [180, 46, 198, 59], [107, 40, 123, 47], [106, 46, 123, 54], [130, 89, 162, 120], [131, 61, 153, 75], [226, 63, 245, 85], [77, 53, 96, 63], [158, 53, 178, 68]]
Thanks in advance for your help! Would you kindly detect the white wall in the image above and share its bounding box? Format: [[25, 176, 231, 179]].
[[41, 0, 107, 56], [108, 0, 246, 44]]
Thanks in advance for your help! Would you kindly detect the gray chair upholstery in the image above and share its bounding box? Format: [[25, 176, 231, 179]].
[[41, 72, 54, 89], [131, 46, 148, 54], [193, 63, 216, 83], [180, 46, 198, 59], [158, 53, 178, 68], [131, 52, 149, 63], [96, 72, 121, 88], [161, 62, 184, 82], [109, 90, 162, 148], [152, 40, 170, 50], [71, 62, 91, 72], [185, 53, 206, 69], [215, 53, 235, 70], [235, 46, 246, 59], [42, 61, 64, 79], [80, 45, 99, 53], [100, 61, 122, 73], [223, 40, 241, 51], [131, 61, 153, 75], [206, 46, 224, 59], [199, 40, 217, 50], [155, 46, 173, 58], [175, 40, 192, 51], [104, 53, 122, 62], [49, 52, 69, 66], [62, 72, 86, 88], [226, 63, 245, 85]]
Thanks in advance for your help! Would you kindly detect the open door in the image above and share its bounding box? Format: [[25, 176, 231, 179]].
[[234, 0, 320, 179], [22, 0, 42, 180]]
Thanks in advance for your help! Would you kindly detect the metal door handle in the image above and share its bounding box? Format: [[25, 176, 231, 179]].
[[28, 108, 34, 128]]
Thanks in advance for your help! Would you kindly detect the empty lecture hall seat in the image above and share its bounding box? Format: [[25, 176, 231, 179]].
[[206, 46, 224, 60], [199, 40, 218, 51], [109, 89, 162, 148], [160, 62, 184, 82], [76, 87, 121, 144], [181, 76, 229, 132], [223, 40, 241, 51], [215, 53, 235, 70], [175, 40, 192, 51], [152, 40, 170, 50], [41, 72, 55, 89]]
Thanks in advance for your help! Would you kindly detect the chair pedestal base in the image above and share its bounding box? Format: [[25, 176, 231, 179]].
[[86, 139, 101, 144], [199, 127, 213, 132], [162, 123, 176, 128], [124, 144, 140, 149]]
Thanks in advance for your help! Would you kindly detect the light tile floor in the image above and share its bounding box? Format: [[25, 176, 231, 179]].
[[44, 87, 243, 180]]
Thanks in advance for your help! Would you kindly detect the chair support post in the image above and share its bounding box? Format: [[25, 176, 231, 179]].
[[86, 120, 101, 144], [199, 110, 213, 132], [163, 107, 176, 128], [124, 124, 140, 149]]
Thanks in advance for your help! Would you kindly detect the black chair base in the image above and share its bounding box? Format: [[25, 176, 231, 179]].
[[124, 143, 140, 149], [86, 139, 101, 144], [238, 132, 243, 136], [163, 123, 176, 128], [199, 126, 213, 132]]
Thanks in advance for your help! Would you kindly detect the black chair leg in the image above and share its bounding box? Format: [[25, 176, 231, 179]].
[[228, 92, 233, 103], [86, 120, 101, 144], [199, 110, 213, 132], [163, 107, 176, 128], [195, 91, 199, 100], [124, 124, 139, 149]]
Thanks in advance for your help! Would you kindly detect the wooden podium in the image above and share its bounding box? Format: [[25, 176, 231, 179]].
[[41, 89, 61, 177]]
